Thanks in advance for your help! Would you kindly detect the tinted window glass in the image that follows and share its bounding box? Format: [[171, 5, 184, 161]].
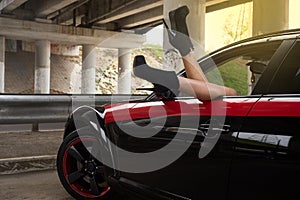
[[206, 58, 248, 95], [269, 41, 300, 94], [205, 41, 282, 96]]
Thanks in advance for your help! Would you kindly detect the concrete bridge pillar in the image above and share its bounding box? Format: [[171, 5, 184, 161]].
[[0, 36, 4, 93], [82, 44, 96, 94], [163, 0, 206, 58], [118, 48, 132, 94], [34, 40, 51, 94], [253, 0, 289, 36]]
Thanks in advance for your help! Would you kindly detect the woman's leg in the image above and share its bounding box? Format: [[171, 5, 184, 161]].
[[180, 51, 237, 100], [182, 51, 207, 82], [166, 6, 237, 100], [179, 77, 237, 101], [133, 54, 237, 100]]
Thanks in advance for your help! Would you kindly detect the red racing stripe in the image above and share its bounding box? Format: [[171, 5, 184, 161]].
[[249, 98, 300, 117], [103, 98, 258, 124]]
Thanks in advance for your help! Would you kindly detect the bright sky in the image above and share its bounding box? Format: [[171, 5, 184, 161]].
[[146, 0, 300, 52], [145, 25, 164, 46], [205, 2, 253, 51], [289, 0, 300, 29]]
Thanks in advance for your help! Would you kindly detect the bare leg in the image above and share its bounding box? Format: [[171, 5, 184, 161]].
[[179, 77, 237, 101], [182, 52, 207, 82], [167, 6, 237, 100], [133, 50, 237, 100], [180, 51, 237, 100]]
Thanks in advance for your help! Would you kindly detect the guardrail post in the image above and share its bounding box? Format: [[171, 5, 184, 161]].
[[0, 36, 4, 93], [32, 123, 39, 132]]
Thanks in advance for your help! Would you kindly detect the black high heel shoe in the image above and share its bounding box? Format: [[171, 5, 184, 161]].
[[169, 5, 190, 37], [133, 55, 179, 99], [167, 6, 194, 56]]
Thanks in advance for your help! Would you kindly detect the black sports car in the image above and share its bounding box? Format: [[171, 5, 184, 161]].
[[57, 29, 300, 200]]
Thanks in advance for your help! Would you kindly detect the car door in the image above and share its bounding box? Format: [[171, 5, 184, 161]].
[[113, 97, 255, 200], [228, 39, 300, 200], [112, 39, 288, 199]]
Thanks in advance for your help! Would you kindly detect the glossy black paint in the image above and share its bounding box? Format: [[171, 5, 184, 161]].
[[58, 29, 300, 200], [228, 97, 300, 200], [105, 33, 300, 200], [108, 115, 235, 199]]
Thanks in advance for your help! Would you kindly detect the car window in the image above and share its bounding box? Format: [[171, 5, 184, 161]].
[[268, 40, 300, 94], [204, 41, 282, 96], [206, 57, 249, 95]]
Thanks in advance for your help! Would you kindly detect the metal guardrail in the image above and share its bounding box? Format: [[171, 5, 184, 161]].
[[0, 94, 147, 125]]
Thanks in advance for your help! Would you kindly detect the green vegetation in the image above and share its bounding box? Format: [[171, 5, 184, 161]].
[[206, 60, 248, 96], [142, 44, 163, 61]]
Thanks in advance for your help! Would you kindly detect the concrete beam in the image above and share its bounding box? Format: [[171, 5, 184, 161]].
[[205, 0, 229, 7], [30, 0, 78, 17], [60, 15, 84, 26], [118, 6, 163, 28], [55, 5, 86, 25], [206, 0, 252, 13], [86, 0, 138, 25], [0, 17, 146, 48], [95, 0, 163, 24], [0, 0, 28, 12]]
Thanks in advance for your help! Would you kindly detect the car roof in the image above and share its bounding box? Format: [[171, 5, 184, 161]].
[[204, 28, 300, 59], [176, 29, 300, 79]]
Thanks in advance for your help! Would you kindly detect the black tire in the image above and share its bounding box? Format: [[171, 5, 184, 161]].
[[57, 131, 113, 200]]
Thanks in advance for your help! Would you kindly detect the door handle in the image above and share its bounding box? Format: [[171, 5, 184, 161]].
[[199, 124, 231, 134], [164, 127, 206, 137]]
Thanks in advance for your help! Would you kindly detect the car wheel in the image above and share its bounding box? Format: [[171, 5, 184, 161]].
[[57, 131, 112, 200]]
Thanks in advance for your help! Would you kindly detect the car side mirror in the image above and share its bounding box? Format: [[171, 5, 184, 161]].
[[247, 61, 267, 74]]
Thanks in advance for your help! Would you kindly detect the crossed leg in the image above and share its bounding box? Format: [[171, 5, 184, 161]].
[[178, 52, 237, 101], [134, 5, 237, 101], [167, 6, 237, 100]]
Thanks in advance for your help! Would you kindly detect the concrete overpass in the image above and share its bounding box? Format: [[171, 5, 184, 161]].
[[0, 0, 254, 31], [0, 0, 290, 94]]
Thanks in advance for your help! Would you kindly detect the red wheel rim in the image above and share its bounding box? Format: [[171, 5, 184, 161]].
[[62, 137, 111, 198]]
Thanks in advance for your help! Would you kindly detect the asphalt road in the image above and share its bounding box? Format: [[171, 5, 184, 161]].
[[0, 131, 136, 200], [0, 170, 73, 200]]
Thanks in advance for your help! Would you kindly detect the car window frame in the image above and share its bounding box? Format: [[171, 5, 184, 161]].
[[266, 39, 300, 95], [201, 40, 292, 96], [145, 38, 296, 101]]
